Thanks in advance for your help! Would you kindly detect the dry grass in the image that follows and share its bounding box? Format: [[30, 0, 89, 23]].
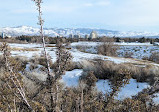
[[10, 47, 39, 51], [0, 68, 5, 81], [66, 47, 72, 50], [26, 71, 48, 82], [75, 45, 94, 54], [22, 75, 39, 94], [0, 55, 28, 71], [45, 45, 56, 47]]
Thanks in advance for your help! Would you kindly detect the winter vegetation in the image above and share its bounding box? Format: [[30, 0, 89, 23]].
[[0, 0, 159, 112]]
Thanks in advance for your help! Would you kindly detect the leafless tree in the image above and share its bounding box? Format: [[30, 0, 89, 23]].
[[32, 0, 54, 111], [32, 1, 73, 111]]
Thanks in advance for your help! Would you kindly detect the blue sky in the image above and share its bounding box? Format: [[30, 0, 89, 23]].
[[1, 0, 159, 32]]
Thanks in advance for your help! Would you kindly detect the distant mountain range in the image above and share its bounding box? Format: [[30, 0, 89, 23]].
[[0, 26, 159, 38]]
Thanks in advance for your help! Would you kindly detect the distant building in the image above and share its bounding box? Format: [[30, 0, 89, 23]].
[[1, 32, 5, 39], [89, 31, 98, 39], [69, 34, 74, 38], [74, 34, 81, 39], [0, 32, 11, 38], [85, 34, 89, 39]]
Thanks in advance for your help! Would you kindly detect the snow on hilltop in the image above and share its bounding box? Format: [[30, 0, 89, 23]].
[[1, 26, 159, 38]]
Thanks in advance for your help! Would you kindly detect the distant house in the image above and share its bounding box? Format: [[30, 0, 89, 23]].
[[89, 31, 98, 39], [153, 42, 159, 46]]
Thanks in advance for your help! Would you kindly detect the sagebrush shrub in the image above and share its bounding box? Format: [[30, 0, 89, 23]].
[[97, 37, 118, 56], [149, 52, 159, 63]]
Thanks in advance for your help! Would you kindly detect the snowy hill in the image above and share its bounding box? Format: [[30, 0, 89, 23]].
[[1, 26, 159, 38]]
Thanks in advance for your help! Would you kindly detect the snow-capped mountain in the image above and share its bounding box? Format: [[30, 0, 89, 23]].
[[0, 26, 159, 38], [0, 26, 59, 37]]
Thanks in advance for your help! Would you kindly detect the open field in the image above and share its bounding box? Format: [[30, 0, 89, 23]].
[[0, 41, 159, 104]]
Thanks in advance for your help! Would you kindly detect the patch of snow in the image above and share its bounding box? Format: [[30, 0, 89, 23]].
[[9, 43, 41, 48], [118, 45, 159, 59], [71, 42, 102, 47], [70, 49, 127, 64], [61, 70, 157, 102], [96, 79, 149, 100], [60, 69, 83, 87], [116, 79, 149, 100], [96, 80, 111, 93], [115, 42, 152, 46], [153, 93, 159, 104]]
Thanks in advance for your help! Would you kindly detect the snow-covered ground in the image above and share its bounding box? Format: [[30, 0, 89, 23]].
[[0, 42, 159, 66], [61, 69, 158, 104], [9, 43, 42, 48], [71, 41, 159, 60], [0, 43, 58, 62], [118, 45, 159, 59], [0, 42, 159, 103], [71, 42, 102, 47], [154, 93, 159, 104], [60, 69, 83, 87], [71, 41, 153, 46], [0, 43, 133, 64], [61, 70, 149, 99], [70, 49, 127, 64], [116, 42, 152, 46], [96, 79, 149, 99]]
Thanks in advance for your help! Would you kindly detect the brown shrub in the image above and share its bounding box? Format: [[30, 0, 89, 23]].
[[30, 53, 53, 69], [83, 60, 159, 84], [149, 52, 159, 63], [97, 37, 118, 56], [0, 55, 28, 72], [51, 61, 82, 71], [80, 71, 97, 88], [124, 52, 134, 58]]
